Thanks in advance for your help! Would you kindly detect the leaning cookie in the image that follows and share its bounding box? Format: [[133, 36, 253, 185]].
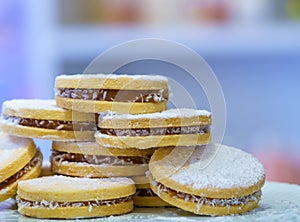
[[51, 141, 155, 177], [96, 108, 212, 149], [149, 144, 265, 216], [132, 176, 171, 207], [0, 133, 42, 202], [55, 74, 169, 114], [0, 99, 97, 141], [17, 176, 135, 219]]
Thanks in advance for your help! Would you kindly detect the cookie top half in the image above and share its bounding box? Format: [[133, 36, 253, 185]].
[[1, 99, 95, 121], [149, 144, 265, 198], [18, 176, 135, 202], [0, 133, 36, 183], [98, 108, 212, 129], [55, 74, 169, 90]]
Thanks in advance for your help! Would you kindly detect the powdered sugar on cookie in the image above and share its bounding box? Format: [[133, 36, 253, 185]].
[[2, 99, 64, 112], [100, 108, 211, 121], [170, 144, 265, 190], [56, 74, 168, 82], [18, 175, 134, 192]]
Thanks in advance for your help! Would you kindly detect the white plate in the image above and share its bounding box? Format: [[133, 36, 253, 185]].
[[0, 182, 299, 222]]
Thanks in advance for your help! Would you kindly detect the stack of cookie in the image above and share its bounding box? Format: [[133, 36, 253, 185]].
[[0, 73, 172, 218], [0, 73, 265, 219], [54, 74, 213, 209], [94, 108, 212, 207], [52, 74, 173, 208]]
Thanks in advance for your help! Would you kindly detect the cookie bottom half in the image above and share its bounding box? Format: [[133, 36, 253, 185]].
[[18, 200, 134, 219], [56, 96, 167, 114], [150, 183, 260, 216], [0, 151, 42, 202], [95, 133, 211, 149], [0, 123, 95, 141]]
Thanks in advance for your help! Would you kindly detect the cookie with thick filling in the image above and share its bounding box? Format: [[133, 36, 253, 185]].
[[55, 74, 169, 114], [51, 141, 155, 177], [0, 133, 42, 202], [17, 176, 135, 219], [131, 176, 171, 207], [0, 99, 97, 141], [95, 108, 212, 149], [149, 144, 265, 216]]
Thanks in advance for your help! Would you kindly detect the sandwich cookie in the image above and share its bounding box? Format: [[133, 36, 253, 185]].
[[51, 141, 155, 177], [132, 176, 171, 207], [149, 144, 265, 215], [0, 99, 97, 141], [95, 108, 212, 149], [0, 133, 42, 202], [55, 74, 169, 114], [17, 176, 135, 219]]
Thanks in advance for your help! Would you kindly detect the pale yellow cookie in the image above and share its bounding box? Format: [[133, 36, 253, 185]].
[[0, 99, 96, 141], [149, 144, 265, 216], [0, 133, 42, 202], [96, 108, 212, 149], [55, 74, 169, 114], [51, 141, 154, 177], [17, 176, 135, 219]]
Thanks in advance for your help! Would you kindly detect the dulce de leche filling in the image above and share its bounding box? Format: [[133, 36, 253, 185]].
[[135, 188, 156, 197], [100, 125, 210, 137], [153, 181, 262, 210], [52, 150, 151, 165], [17, 195, 133, 211], [3, 116, 97, 131], [57, 88, 168, 103], [0, 150, 42, 191]]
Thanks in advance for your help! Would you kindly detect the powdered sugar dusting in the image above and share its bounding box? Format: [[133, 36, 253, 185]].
[[169, 144, 265, 190], [2, 99, 65, 113], [18, 175, 134, 192], [56, 74, 168, 82], [100, 108, 211, 121]]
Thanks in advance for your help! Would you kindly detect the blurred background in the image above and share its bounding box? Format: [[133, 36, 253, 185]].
[[0, 0, 299, 184]]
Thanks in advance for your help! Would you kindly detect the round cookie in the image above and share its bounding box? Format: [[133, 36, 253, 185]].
[[131, 176, 171, 207], [0, 99, 97, 141], [55, 74, 169, 114], [149, 144, 265, 215], [17, 176, 135, 219], [96, 108, 212, 149], [51, 141, 155, 177], [0, 133, 42, 202]]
